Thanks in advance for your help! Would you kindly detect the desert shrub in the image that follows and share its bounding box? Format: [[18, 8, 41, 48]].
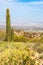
[[37, 44, 43, 53], [0, 42, 41, 65], [14, 34, 19, 42], [14, 35, 29, 42]]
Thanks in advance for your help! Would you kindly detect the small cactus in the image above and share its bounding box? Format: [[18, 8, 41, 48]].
[[11, 27, 14, 41]]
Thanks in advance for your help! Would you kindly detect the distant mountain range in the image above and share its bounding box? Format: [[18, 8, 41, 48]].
[[13, 25, 43, 32], [0, 25, 43, 32]]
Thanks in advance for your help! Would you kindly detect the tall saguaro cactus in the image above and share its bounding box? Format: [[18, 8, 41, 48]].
[[6, 8, 11, 41]]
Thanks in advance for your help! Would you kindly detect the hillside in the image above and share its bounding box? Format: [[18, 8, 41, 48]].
[[0, 42, 43, 65], [0, 29, 43, 43]]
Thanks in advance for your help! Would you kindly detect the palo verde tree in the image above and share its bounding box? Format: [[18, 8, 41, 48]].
[[6, 8, 11, 41]]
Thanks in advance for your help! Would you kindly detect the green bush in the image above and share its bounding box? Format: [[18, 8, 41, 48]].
[[14, 35, 29, 42]]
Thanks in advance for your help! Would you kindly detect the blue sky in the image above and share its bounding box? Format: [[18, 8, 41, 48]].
[[17, 0, 43, 2], [0, 0, 43, 27]]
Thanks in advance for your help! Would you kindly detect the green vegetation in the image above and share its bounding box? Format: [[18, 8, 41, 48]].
[[0, 30, 43, 43], [0, 41, 41, 65], [11, 28, 14, 41], [14, 35, 29, 42], [6, 8, 11, 41]]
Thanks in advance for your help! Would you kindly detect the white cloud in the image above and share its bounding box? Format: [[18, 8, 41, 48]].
[[0, 0, 43, 5], [0, 0, 16, 4]]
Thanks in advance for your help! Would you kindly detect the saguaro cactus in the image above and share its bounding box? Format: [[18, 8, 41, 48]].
[[6, 8, 11, 41], [11, 27, 14, 41]]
